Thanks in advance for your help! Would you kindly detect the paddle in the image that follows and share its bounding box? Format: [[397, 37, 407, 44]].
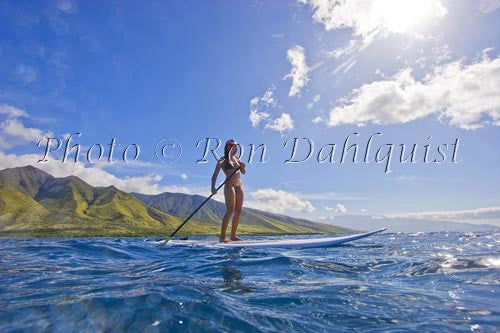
[[161, 165, 241, 244]]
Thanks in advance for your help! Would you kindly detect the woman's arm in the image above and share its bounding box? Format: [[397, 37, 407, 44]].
[[211, 160, 222, 194], [236, 157, 246, 174]]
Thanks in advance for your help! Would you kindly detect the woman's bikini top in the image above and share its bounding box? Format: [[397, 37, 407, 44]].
[[222, 158, 241, 174]]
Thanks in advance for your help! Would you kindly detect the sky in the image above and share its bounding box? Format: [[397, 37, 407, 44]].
[[1, 0, 500, 227]]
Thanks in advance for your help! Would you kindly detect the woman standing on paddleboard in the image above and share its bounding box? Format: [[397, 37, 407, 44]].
[[211, 139, 246, 243]]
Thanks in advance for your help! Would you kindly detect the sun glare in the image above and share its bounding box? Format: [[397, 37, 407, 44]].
[[373, 0, 446, 34]]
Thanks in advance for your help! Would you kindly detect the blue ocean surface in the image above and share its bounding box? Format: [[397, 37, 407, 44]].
[[0, 231, 499, 332]]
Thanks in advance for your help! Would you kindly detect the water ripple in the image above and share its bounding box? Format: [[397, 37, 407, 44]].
[[0, 231, 499, 332]]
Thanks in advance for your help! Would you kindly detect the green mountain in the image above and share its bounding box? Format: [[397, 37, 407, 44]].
[[0, 165, 351, 237], [131, 192, 350, 235], [0, 166, 180, 237]]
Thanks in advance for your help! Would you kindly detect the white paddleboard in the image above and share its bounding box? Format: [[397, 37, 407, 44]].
[[167, 228, 386, 249]]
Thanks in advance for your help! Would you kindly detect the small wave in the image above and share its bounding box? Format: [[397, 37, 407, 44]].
[[0, 232, 499, 332]]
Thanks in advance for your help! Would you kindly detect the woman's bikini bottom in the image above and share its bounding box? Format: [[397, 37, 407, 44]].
[[229, 184, 242, 192]]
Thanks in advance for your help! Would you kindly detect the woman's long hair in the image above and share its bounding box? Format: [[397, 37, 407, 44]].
[[223, 142, 238, 171]]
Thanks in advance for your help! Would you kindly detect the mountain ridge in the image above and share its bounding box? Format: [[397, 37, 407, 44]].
[[131, 191, 351, 234], [315, 215, 498, 233], [0, 165, 351, 237]]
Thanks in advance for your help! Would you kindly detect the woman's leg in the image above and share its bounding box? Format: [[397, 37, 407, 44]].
[[230, 186, 244, 240], [220, 185, 235, 242]]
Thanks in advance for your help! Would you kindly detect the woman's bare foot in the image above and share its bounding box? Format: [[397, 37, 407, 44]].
[[230, 236, 243, 241], [219, 238, 231, 243]]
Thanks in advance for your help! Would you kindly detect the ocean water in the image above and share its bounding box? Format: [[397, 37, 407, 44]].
[[0, 231, 499, 332]]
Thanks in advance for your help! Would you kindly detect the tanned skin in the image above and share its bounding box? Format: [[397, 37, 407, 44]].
[[211, 145, 246, 242]]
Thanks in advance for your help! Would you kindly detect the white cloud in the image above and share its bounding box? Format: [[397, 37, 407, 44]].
[[302, 0, 447, 59], [328, 51, 500, 130], [334, 203, 347, 213], [284, 45, 310, 97], [479, 0, 500, 13], [432, 43, 452, 65], [385, 206, 500, 226], [265, 113, 294, 132], [300, 0, 447, 39], [1, 118, 54, 147], [0, 105, 53, 148], [375, 69, 385, 78], [324, 204, 347, 213], [249, 57, 301, 133], [251, 87, 277, 107], [180, 173, 188, 180], [0, 151, 196, 195], [249, 87, 276, 127], [307, 94, 321, 110], [249, 109, 270, 128], [0, 104, 28, 118], [312, 116, 323, 124], [247, 188, 315, 213]]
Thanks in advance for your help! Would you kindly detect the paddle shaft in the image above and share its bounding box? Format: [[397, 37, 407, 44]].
[[165, 165, 241, 243]]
